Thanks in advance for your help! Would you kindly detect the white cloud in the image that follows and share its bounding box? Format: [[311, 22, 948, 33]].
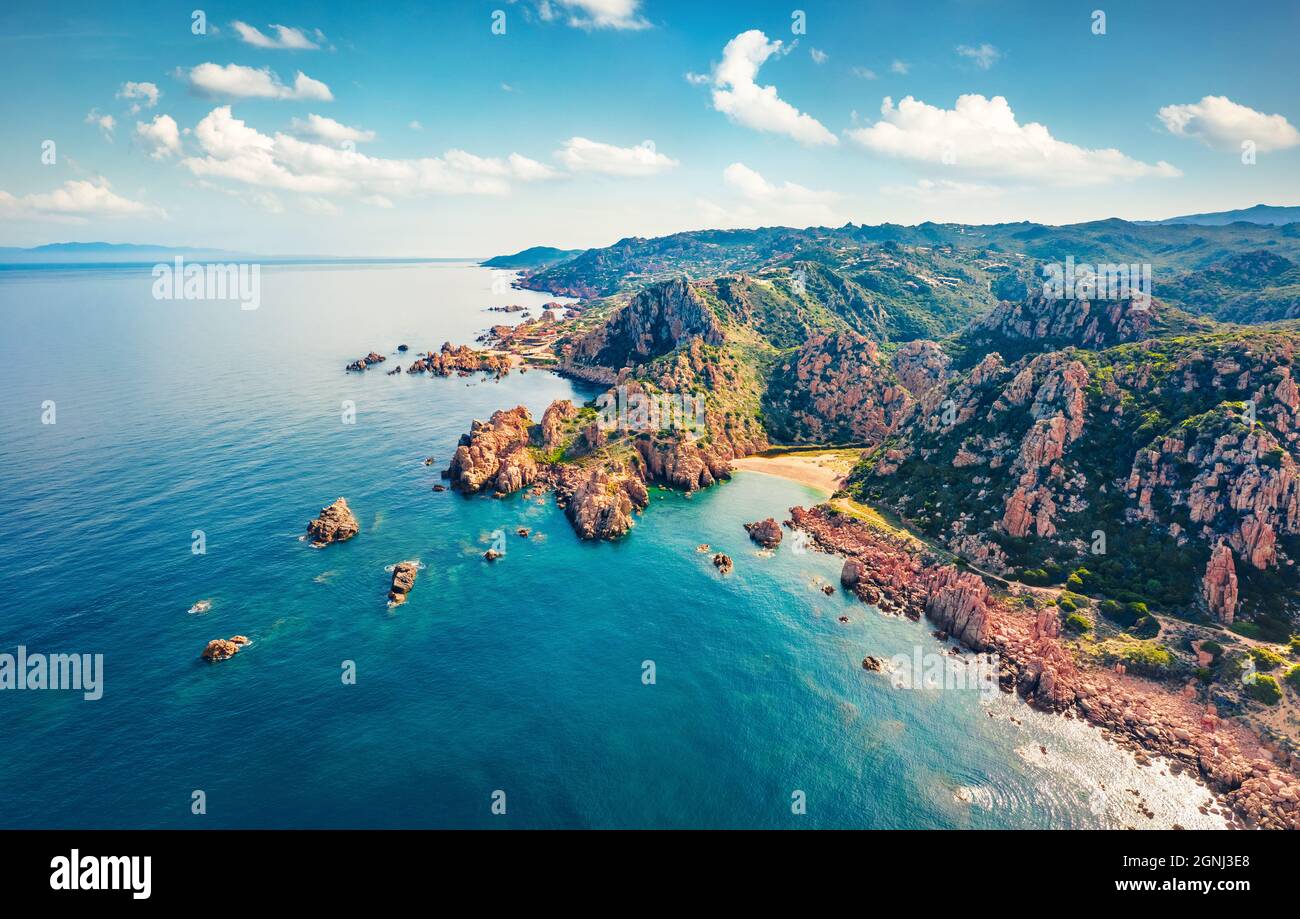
[[709, 30, 837, 146], [136, 114, 182, 159], [852, 66, 878, 80], [956, 43, 1001, 70], [890, 59, 909, 75], [290, 114, 375, 145], [555, 137, 678, 176], [408, 120, 423, 130], [880, 178, 1001, 200], [1158, 95, 1300, 153], [0, 178, 163, 222], [847, 94, 1181, 185], [180, 106, 556, 200], [698, 162, 842, 228], [117, 81, 161, 114], [300, 196, 340, 216], [810, 48, 828, 65], [85, 109, 115, 139], [185, 63, 333, 102], [232, 22, 323, 50], [539, 1, 649, 30]]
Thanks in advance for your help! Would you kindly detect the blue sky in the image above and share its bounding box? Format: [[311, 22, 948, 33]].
[[2, 0, 1298, 255]]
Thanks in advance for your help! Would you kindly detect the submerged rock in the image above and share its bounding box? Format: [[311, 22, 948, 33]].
[[306, 497, 360, 547]]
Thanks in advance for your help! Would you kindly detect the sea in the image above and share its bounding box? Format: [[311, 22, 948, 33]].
[[0, 260, 1227, 828]]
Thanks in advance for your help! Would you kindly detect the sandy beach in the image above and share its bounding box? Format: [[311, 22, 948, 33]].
[[731, 449, 861, 494]]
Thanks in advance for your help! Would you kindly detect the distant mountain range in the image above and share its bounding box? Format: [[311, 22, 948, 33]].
[[0, 242, 475, 265], [0, 242, 248, 264], [1141, 204, 1300, 226]]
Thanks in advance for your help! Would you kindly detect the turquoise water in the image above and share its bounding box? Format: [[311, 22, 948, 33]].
[[0, 262, 1225, 828]]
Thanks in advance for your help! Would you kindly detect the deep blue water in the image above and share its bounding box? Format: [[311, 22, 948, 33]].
[[0, 262, 1225, 828]]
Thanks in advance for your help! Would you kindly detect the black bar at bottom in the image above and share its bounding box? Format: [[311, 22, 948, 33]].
[[0, 828, 1284, 904]]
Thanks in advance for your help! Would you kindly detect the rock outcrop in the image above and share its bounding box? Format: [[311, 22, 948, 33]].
[[1203, 543, 1239, 624], [346, 351, 387, 371], [555, 464, 648, 540], [569, 277, 724, 369], [967, 294, 1154, 351], [712, 553, 733, 574], [445, 406, 538, 495], [306, 497, 360, 547], [891, 339, 951, 398], [202, 635, 250, 661], [540, 399, 579, 449], [406, 342, 510, 378], [764, 331, 915, 445], [388, 561, 419, 606], [744, 518, 783, 548]]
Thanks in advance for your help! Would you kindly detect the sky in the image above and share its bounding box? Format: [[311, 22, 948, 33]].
[[1, 0, 1298, 256]]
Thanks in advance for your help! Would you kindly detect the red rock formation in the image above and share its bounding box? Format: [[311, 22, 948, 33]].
[[554, 464, 647, 540], [407, 342, 510, 378], [540, 400, 579, 449], [891, 339, 951, 398], [1203, 543, 1239, 624], [201, 635, 249, 661], [969, 294, 1154, 349], [744, 518, 783, 548], [306, 497, 360, 547], [568, 277, 724, 369], [922, 566, 992, 650], [388, 561, 419, 606], [346, 351, 387, 371], [445, 406, 537, 495], [766, 331, 915, 445]]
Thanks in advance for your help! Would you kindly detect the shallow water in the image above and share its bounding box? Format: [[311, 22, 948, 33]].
[[0, 262, 1226, 828]]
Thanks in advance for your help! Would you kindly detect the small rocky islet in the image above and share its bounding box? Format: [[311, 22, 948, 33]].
[[306, 497, 360, 548], [387, 561, 419, 607], [202, 635, 250, 662]]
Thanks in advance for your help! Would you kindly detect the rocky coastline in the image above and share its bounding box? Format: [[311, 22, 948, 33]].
[[789, 503, 1300, 829]]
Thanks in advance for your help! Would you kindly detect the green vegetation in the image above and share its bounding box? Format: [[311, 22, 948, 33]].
[[1064, 612, 1093, 634], [1249, 646, 1287, 672], [1091, 639, 1178, 677], [1245, 674, 1283, 705]]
